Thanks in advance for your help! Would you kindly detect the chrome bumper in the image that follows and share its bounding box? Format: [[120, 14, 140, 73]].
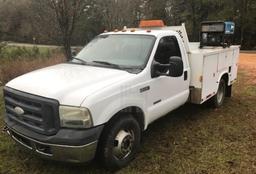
[[5, 127, 98, 163]]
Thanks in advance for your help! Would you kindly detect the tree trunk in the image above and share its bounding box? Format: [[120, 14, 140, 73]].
[[240, 0, 248, 47], [191, 0, 197, 41], [63, 36, 72, 61]]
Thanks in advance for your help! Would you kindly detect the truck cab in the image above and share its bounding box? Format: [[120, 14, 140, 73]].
[[3, 20, 240, 169]]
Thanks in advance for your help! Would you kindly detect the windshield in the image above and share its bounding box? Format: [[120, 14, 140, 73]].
[[74, 34, 156, 71]]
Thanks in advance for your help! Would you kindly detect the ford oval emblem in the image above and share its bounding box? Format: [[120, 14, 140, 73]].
[[14, 106, 25, 115]]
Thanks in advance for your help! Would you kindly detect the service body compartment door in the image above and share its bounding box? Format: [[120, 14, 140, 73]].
[[218, 52, 228, 72], [227, 50, 233, 66], [230, 48, 240, 82], [202, 54, 218, 101]]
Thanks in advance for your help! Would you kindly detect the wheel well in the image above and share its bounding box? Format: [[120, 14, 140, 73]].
[[106, 106, 145, 131], [221, 73, 229, 86]]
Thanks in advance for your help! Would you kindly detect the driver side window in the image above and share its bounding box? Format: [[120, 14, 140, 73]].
[[154, 36, 182, 73]]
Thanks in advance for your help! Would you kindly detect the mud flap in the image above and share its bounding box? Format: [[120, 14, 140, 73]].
[[226, 85, 232, 97]]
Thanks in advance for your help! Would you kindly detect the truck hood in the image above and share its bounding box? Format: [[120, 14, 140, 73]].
[[6, 63, 134, 106]]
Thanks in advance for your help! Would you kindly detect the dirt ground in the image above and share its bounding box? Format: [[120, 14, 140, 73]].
[[239, 53, 256, 85]]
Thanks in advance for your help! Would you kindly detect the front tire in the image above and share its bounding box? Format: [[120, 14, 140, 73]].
[[99, 116, 141, 170], [211, 79, 226, 108]]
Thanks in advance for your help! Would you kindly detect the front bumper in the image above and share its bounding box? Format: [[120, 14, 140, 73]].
[[4, 123, 104, 163]]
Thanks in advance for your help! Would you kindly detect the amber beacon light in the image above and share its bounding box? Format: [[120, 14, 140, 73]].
[[139, 20, 165, 28]]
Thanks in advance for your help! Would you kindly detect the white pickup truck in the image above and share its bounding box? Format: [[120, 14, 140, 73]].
[[3, 21, 240, 169]]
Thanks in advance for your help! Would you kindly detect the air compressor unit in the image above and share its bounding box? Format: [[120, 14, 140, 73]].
[[199, 21, 235, 48]]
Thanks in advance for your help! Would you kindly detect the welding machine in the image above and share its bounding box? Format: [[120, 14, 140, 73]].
[[199, 21, 235, 48]]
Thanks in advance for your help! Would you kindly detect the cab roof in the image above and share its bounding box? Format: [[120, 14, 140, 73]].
[[101, 29, 179, 38]]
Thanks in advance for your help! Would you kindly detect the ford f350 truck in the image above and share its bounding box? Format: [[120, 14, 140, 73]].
[[3, 20, 240, 169]]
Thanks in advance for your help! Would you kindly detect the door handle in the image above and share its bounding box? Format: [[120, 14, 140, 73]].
[[184, 71, 188, 81]]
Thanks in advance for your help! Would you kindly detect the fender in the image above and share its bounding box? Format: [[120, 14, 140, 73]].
[[95, 102, 147, 130], [217, 71, 230, 86], [83, 92, 148, 130]]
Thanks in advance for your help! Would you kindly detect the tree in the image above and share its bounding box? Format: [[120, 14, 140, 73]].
[[233, 0, 256, 48], [47, 0, 88, 60], [0, 0, 34, 43], [96, 0, 145, 30], [0, 0, 255, 50], [29, 0, 60, 45], [144, 0, 167, 20]]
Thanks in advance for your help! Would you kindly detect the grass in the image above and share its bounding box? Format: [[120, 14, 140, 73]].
[[0, 54, 256, 173], [0, 46, 65, 84], [0, 46, 53, 60]]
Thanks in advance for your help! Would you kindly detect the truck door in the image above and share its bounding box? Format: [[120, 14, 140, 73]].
[[147, 35, 190, 123]]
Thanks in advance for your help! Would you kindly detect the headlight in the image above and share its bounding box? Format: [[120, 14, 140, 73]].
[[59, 106, 93, 129]]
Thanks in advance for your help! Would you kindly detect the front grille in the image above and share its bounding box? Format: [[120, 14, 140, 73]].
[[3, 87, 60, 135]]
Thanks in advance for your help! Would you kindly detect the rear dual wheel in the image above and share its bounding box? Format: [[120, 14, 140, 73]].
[[211, 79, 226, 108]]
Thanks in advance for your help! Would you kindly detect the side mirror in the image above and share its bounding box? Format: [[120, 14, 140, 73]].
[[168, 56, 183, 77], [151, 56, 183, 78]]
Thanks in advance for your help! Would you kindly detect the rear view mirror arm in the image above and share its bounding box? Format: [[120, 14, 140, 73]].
[[154, 62, 172, 68], [154, 62, 173, 76]]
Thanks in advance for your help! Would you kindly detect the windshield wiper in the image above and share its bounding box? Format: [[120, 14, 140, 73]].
[[71, 57, 88, 65], [92, 61, 121, 69]]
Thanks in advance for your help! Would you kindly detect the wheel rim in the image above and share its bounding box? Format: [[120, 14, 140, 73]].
[[217, 82, 225, 104], [113, 129, 135, 160]]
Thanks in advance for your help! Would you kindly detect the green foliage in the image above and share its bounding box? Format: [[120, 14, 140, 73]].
[[0, 46, 56, 61], [0, 42, 7, 53]]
